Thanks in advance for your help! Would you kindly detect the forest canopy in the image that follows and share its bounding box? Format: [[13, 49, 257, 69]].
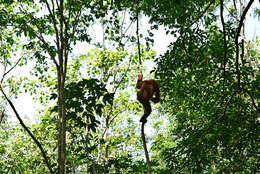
[[0, 0, 259, 173]]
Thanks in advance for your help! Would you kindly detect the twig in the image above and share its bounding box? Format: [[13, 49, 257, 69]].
[[141, 122, 152, 174], [206, 92, 235, 133], [235, 0, 255, 89], [224, 3, 239, 23], [103, 57, 132, 137], [1, 57, 23, 83], [183, 0, 215, 32], [0, 84, 54, 174]]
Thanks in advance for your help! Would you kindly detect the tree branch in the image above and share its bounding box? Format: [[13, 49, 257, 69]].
[[205, 92, 235, 134], [0, 108, 6, 124], [0, 84, 54, 174], [58, 0, 65, 74], [235, 0, 255, 89], [141, 122, 152, 174], [44, 0, 61, 54], [184, 0, 215, 32], [220, 0, 227, 91], [65, 8, 82, 75], [13, 8, 59, 67], [136, 5, 142, 73], [103, 57, 132, 136], [1, 56, 23, 83], [243, 88, 258, 110]]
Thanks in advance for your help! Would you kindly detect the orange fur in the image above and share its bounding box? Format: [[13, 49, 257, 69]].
[[136, 74, 160, 123]]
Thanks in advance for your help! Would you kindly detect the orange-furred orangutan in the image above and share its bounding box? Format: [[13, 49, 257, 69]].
[[136, 74, 160, 123]]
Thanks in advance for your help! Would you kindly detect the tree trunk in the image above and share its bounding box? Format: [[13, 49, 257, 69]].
[[104, 118, 109, 161], [58, 72, 66, 174], [141, 122, 152, 174]]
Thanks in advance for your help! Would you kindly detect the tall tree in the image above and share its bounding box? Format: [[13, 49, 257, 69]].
[[1, 0, 107, 172], [140, 0, 259, 172]]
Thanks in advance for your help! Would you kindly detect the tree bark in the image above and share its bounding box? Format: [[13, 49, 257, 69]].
[[56, 0, 67, 172], [57, 70, 66, 174]]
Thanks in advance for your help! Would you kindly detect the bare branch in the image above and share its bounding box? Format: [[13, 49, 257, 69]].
[[141, 122, 152, 173], [136, 7, 142, 73], [65, 7, 83, 75], [55, 0, 60, 9], [220, 0, 227, 91], [235, 0, 255, 89], [106, 58, 132, 128], [44, 0, 61, 53]]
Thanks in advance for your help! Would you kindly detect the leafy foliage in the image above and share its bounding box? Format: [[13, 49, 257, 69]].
[[0, 0, 259, 173], [152, 1, 260, 172]]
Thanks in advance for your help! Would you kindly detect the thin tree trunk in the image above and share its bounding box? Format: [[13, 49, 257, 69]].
[[141, 122, 152, 174], [57, 0, 67, 172], [58, 72, 66, 174], [104, 118, 109, 160]]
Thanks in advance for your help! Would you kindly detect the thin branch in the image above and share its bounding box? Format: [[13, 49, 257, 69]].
[[220, 0, 227, 91], [31, 26, 59, 67], [101, 53, 133, 141], [136, 8, 142, 73], [235, 0, 255, 89], [123, 19, 134, 37], [233, 0, 238, 18], [114, 58, 131, 94], [141, 122, 152, 174], [243, 88, 258, 110], [121, 20, 134, 47], [0, 84, 54, 174], [0, 108, 6, 124], [65, 8, 82, 75], [184, 0, 215, 32], [55, 0, 60, 9], [1, 57, 23, 83], [120, 10, 126, 37], [224, 4, 239, 23], [108, 112, 120, 127], [13, 8, 59, 67], [44, 0, 61, 54], [205, 91, 235, 134], [106, 58, 132, 132], [67, 8, 82, 48], [58, 0, 64, 75]]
